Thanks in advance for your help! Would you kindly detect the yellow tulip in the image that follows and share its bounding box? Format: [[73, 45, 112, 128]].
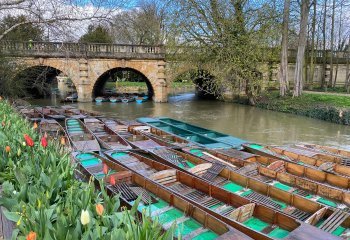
[[80, 209, 90, 225], [60, 137, 66, 145]]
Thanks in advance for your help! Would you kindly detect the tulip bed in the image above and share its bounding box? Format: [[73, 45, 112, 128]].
[[0, 100, 173, 239]]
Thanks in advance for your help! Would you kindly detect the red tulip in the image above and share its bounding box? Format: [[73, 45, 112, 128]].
[[41, 136, 48, 148], [26, 231, 36, 240], [5, 146, 10, 153], [110, 175, 116, 185], [24, 134, 34, 147], [103, 163, 108, 175]]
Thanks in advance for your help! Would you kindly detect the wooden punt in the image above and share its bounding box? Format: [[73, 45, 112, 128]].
[[62, 108, 87, 119], [243, 143, 350, 178], [183, 147, 350, 211], [130, 125, 191, 148], [19, 108, 43, 122], [39, 119, 71, 148], [123, 134, 163, 150], [72, 152, 248, 240], [65, 118, 100, 152], [138, 117, 247, 149], [34, 107, 66, 120], [79, 109, 104, 118], [296, 144, 350, 160], [100, 118, 132, 138], [83, 118, 131, 150], [104, 150, 343, 239], [137, 118, 231, 149], [149, 147, 350, 217]]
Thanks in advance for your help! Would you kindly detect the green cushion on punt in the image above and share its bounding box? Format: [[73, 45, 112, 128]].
[[317, 198, 337, 207], [155, 208, 184, 225], [274, 182, 292, 191], [192, 231, 218, 240], [81, 158, 101, 167], [68, 127, 83, 130], [332, 226, 346, 236], [67, 120, 79, 124], [175, 219, 201, 237], [243, 217, 270, 232], [222, 182, 243, 193], [67, 121, 80, 125], [76, 153, 95, 160], [268, 227, 289, 239], [111, 152, 128, 158], [249, 144, 263, 150], [189, 149, 204, 157]]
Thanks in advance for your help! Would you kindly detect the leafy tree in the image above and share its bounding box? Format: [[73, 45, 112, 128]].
[[167, 0, 280, 104], [0, 55, 27, 97], [0, 15, 43, 41], [79, 25, 113, 43]]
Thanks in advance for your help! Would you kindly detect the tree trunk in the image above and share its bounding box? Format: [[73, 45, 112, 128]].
[[309, 0, 317, 89], [329, 0, 335, 87], [334, 2, 343, 88], [279, 0, 290, 96], [321, 0, 327, 88], [346, 37, 350, 92], [293, 0, 310, 97]]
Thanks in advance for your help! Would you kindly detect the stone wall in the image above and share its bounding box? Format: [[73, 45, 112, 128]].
[[19, 57, 168, 102]]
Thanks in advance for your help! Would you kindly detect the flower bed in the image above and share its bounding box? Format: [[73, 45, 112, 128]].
[[0, 100, 173, 239]]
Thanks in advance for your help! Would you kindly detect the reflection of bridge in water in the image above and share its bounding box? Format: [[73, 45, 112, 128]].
[[0, 41, 167, 102]]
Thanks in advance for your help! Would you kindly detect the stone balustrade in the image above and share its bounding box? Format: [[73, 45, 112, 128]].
[[0, 41, 165, 60]]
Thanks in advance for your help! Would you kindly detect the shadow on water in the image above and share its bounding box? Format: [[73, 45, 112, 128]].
[[29, 92, 350, 149]]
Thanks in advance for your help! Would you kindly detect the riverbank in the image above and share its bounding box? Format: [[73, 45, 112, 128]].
[[252, 91, 350, 125], [0, 100, 170, 239]]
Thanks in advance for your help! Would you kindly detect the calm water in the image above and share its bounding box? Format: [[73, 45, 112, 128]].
[[30, 92, 350, 149]]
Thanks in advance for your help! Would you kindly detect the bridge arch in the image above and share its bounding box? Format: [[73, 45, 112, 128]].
[[88, 59, 167, 102], [14, 64, 77, 99], [92, 67, 154, 99], [15, 58, 80, 99]]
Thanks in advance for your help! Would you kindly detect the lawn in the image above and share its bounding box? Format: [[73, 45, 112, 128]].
[[255, 91, 350, 125], [261, 91, 350, 108]]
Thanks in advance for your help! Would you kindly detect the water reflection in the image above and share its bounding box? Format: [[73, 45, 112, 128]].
[[29, 92, 350, 148]]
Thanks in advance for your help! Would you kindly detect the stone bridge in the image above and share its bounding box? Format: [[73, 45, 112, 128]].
[[0, 41, 167, 102]]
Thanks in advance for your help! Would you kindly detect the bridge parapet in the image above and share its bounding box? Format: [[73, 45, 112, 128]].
[[0, 41, 165, 60]]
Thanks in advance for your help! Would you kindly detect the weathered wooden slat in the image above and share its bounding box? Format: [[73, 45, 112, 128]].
[[183, 227, 208, 240]]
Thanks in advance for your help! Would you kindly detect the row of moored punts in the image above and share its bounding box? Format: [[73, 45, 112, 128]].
[[14, 103, 350, 240]]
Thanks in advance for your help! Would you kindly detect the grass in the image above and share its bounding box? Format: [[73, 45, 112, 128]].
[[254, 91, 350, 125], [261, 91, 350, 108], [309, 86, 350, 94]]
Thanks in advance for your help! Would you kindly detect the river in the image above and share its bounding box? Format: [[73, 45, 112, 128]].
[[29, 92, 350, 149]]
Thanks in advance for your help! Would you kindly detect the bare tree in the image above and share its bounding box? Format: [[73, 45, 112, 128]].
[[111, 0, 167, 45], [293, 0, 311, 97], [0, 0, 127, 41], [279, 0, 290, 96]]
